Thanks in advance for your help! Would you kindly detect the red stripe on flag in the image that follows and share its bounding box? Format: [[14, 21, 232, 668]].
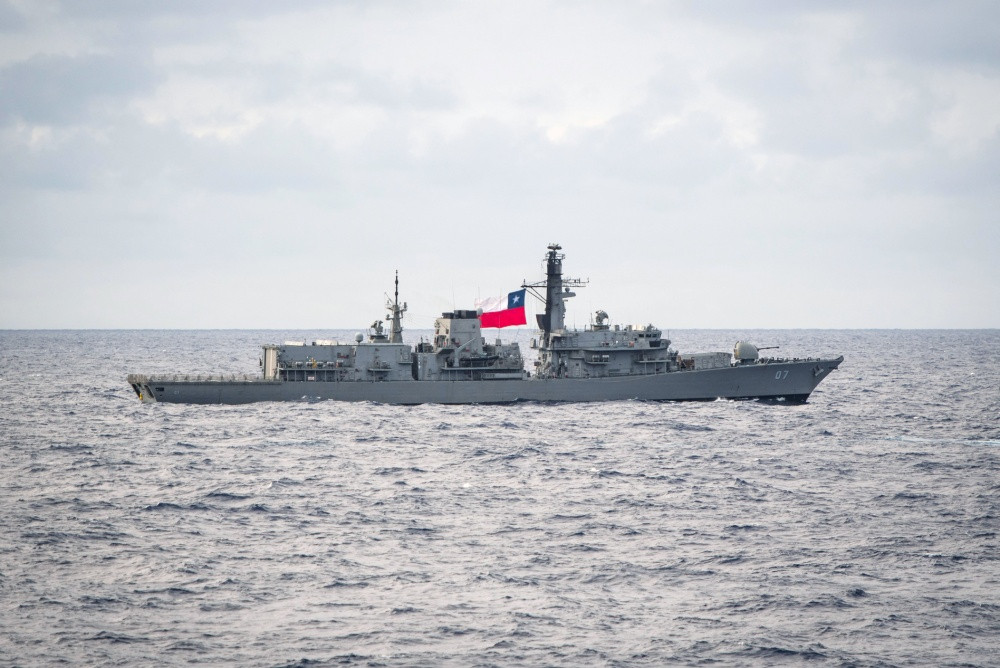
[[479, 306, 525, 328], [496, 307, 526, 327]]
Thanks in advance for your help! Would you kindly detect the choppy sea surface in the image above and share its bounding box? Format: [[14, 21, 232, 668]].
[[1, 329, 998, 667]]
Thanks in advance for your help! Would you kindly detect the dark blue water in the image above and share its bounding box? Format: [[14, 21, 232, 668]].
[[1, 329, 998, 666]]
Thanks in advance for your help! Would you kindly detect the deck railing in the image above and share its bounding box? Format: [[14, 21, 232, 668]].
[[127, 373, 268, 383]]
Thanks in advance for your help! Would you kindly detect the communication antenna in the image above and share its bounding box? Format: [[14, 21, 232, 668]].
[[385, 270, 407, 344]]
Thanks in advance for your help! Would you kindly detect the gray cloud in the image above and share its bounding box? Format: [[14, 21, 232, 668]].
[[0, 53, 159, 125], [857, 2, 1000, 70], [0, 1, 25, 32], [1, 1, 998, 328]]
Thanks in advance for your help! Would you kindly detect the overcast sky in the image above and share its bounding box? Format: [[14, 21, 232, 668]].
[[1, 1, 998, 329]]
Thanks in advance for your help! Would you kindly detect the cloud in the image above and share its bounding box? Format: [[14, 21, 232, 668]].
[[0, 52, 159, 125], [0, 1, 26, 32], [1, 1, 998, 327]]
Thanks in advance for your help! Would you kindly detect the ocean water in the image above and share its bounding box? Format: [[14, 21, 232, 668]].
[[1, 329, 998, 667]]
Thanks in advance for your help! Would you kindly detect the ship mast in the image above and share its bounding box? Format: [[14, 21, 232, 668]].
[[522, 243, 587, 346], [387, 270, 407, 344]]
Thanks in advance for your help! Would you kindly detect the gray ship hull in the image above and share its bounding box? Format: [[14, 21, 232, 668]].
[[127, 246, 845, 406], [129, 356, 843, 405]]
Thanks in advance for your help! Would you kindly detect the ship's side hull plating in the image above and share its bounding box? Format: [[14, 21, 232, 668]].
[[131, 356, 843, 405]]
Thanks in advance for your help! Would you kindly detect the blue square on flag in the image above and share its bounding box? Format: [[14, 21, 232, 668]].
[[507, 289, 526, 309]]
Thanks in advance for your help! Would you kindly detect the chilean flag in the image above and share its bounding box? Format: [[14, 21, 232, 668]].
[[477, 289, 527, 328]]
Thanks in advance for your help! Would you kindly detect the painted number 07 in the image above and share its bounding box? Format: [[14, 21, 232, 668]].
[[775, 370, 789, 380]]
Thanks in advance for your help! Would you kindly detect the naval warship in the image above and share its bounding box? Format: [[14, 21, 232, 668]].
[[128, 244, 842, 404]]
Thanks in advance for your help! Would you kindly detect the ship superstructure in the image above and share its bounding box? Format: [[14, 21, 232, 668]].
[[128, 244, 842, 404], [527, 244, 690, 380]]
